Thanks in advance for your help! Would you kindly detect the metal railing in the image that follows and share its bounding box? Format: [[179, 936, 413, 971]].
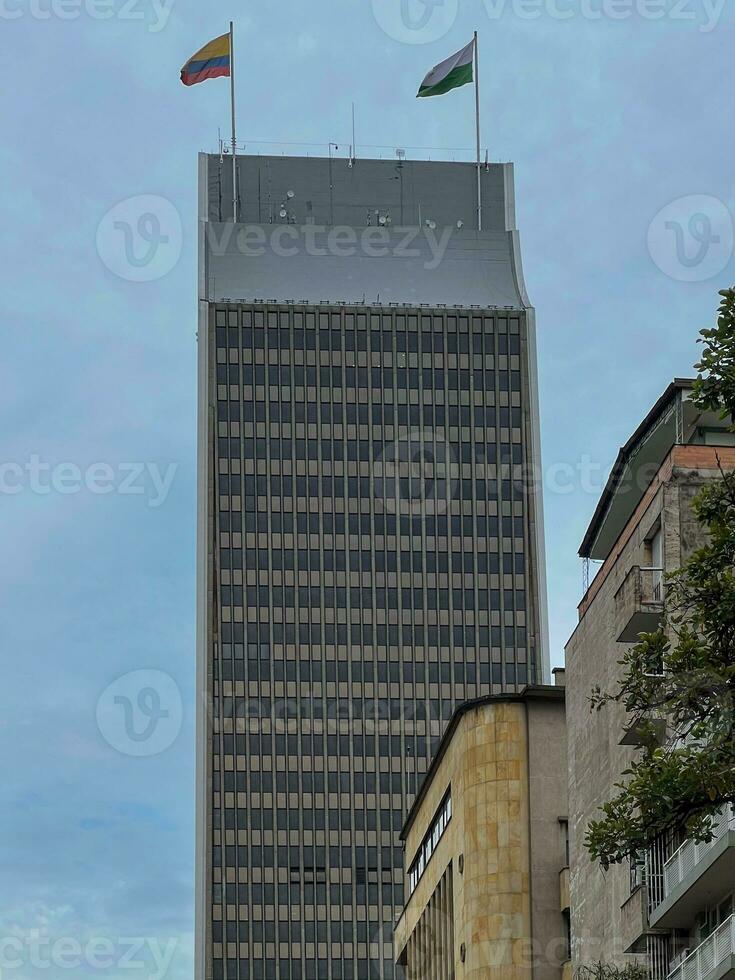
[[668, 913, 735, 980], [648, 933, 671, 980], [615, 565, 666, 607], [663, 806, 735, 899], [646, 833, 672, 915], [639, 566, 665, 603]]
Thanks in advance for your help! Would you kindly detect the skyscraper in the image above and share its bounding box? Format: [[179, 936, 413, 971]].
[[196, 151, 549, 979]]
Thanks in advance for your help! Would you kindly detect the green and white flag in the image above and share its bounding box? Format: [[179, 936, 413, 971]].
[[417, 39, 475, 98]]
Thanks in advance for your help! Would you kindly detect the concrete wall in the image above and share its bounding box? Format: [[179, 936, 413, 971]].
[[209, 154, 513, 233], [528, 699, 570, 979], [564, 448, 735, 969], [202, 154, 528, 309], [566, 472, 667, 967]]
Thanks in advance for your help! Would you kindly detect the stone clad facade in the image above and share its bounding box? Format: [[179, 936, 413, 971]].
[[394, 687, 568, 979]]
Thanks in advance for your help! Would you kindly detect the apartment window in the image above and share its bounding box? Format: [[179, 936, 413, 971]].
[[695, 894, 735, 942], [629, 851, 646, 893], [560, 818, 570, 867], [650, 526, 663, 600], [719, 894, 734, 924]]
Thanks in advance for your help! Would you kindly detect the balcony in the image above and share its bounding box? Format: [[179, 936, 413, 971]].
[[621, 883, 652, 953], [668, 914, 735, 980], [651, 807, 735, 929], [615, 565, 665, 642]]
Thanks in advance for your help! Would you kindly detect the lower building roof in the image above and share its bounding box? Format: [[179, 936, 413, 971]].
[[400, 684, 565, 840]]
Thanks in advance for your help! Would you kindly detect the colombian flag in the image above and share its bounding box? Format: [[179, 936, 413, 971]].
[[180, 32, 231, 86]]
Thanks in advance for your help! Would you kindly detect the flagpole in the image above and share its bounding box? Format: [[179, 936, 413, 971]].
[[474, 30, 482, 232], [230, 20, 237, 223]]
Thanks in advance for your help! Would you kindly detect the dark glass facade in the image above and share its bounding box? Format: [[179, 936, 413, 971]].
[[202, 301, 543, 978]]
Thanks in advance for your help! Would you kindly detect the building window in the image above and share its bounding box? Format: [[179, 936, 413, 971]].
[[559, 818, 570, 867], [407, 790, 452, 897], [629, 851, 645, 893], [650, 526, 663, 600]]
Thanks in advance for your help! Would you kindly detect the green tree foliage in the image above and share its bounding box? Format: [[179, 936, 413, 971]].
[[586, 289, 735, 870], [693, 287, 735, 423]]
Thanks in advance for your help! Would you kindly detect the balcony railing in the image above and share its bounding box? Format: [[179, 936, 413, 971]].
[[615, 565, 665, 642], [664, 806, 735, 898], [668, 913, 735, 980]]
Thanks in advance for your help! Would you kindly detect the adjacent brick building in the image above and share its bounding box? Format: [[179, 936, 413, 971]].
[[565, 379, 735, 979]]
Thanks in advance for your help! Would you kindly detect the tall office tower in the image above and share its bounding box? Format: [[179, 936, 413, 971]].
[[196, 152, 549, 980]]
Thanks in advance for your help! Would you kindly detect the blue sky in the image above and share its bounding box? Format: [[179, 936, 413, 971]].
[[2, 0, 734, 976]]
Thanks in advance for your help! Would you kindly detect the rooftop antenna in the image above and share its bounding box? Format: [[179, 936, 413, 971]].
[[328, 142, 338, 226], [349, 103, 356, 167], [485, 149, 490, 171], [395, 150, 406, 223]]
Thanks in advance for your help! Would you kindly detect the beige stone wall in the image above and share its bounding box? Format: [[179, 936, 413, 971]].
[[565, 457, 723, 968], [461, 701, 532, 979], [527, 699, 570, 979], [396, 696, 567, 978]]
